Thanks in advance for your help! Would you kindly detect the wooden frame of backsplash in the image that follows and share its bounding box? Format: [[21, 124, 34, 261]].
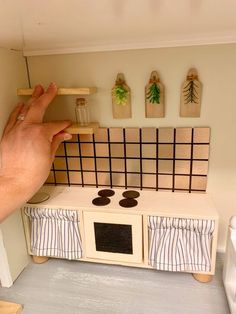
[[46, 127, 210, 193]]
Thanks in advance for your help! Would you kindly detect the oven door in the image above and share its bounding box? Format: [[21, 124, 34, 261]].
[[83, 211, 143, 263]]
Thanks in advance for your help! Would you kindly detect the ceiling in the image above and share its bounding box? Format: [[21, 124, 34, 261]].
[[1, 0, 236, 56]]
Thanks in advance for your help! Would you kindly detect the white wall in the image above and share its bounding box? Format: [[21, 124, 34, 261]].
[[0, 49, 28, 133], [27, 43, 236, 251], [0, 48, 29, 285]]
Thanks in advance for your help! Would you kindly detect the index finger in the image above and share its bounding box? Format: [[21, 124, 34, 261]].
[[24, 82, 58, 123]]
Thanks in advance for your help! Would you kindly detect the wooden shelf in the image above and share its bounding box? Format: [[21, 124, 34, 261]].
[[17, 87, 97, 96], [65, 122, 99, 134]]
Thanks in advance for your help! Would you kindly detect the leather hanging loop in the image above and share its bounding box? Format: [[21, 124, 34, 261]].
[[186, 68, 198, 81], [149, 71, 160, 84], [116, 73, 125, 85]]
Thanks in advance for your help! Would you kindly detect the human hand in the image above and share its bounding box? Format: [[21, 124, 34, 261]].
[[0, 82, 71, 205]]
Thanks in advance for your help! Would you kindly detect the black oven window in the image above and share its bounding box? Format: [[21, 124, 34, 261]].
[[94, 222, 133, 254]]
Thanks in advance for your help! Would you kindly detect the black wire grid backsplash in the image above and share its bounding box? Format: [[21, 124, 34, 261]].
[[46, 127, 210, 193]]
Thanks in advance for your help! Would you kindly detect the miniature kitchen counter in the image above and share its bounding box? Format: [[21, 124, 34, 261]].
[[22, 186, 219, 283]]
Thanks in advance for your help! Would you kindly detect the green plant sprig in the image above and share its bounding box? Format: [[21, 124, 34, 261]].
[[113, 84, 129, 106], [146, 82, 160, 104]]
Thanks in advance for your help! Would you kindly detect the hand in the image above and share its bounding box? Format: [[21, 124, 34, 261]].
[[0, 83, 72, 220]]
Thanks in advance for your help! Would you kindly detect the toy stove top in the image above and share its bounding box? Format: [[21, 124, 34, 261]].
[[92, 189, 140, 208]]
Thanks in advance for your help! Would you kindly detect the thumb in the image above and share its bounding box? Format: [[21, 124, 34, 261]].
[[51, 132, 72, 158]]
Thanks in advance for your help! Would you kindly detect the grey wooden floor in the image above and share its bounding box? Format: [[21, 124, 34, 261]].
[[0, 255, 230, 314]]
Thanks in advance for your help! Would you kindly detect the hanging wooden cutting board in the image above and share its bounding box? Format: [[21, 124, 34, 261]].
[[112, 73, 131, 119], [180, 68, 202, 117], [145, 71, 165, 118]]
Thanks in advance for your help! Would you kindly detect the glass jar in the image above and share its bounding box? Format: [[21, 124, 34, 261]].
[[75, 98, 90, 126]]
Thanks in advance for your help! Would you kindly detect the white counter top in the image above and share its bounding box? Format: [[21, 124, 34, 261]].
[[24, 186, 219, 220]]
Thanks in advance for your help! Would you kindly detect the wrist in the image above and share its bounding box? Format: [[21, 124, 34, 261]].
[[0, 174, 26, 221], [0, 170, 30, 199], [0, 168, 41, 203]]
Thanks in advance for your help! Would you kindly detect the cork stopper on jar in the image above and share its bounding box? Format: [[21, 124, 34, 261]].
[[76, 98, 87, 106]]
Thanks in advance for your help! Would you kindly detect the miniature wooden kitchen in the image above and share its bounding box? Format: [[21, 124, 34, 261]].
[[1, 67, 221, 288]]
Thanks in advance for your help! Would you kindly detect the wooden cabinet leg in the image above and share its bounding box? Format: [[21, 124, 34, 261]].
[[0, 300, 23, 314], [32, 256, 50, 264], [192, 273, 213, 283]]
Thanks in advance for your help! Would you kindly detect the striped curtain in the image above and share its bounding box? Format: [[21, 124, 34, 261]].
[[24, 207, 82, 260], [148, 216, 215, 272]]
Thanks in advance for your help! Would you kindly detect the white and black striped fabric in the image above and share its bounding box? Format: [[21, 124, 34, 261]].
[[148, 216, 215, 272], [24, 207, 82, 260]]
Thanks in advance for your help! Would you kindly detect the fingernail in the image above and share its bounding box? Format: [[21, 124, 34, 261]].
[[64, 133, 72, 141], [49, 82, 57, 88]]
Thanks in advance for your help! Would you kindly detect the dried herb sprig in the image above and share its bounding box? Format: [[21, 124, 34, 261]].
[[183, 80, 199, 104]]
